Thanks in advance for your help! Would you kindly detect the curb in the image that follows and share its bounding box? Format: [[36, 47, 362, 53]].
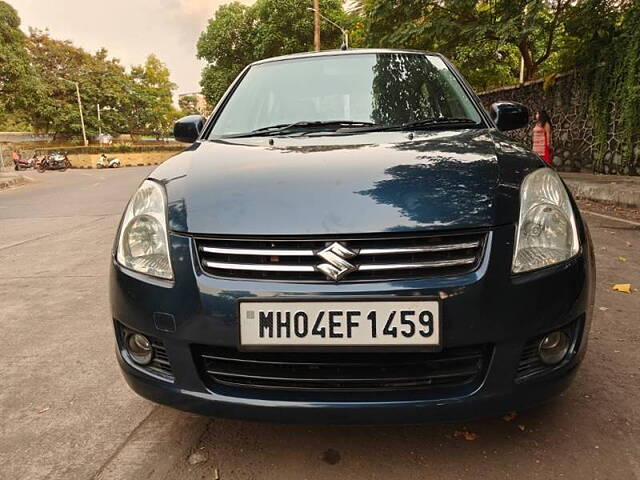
[[564, 180, 640, 210], [71, 162, 161, 169], [0, 173, 34, 190]]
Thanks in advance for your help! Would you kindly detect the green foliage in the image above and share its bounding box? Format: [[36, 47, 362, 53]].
[[197, 0, 347, 106], [361, 0, 570, 89], [0, 1, 38, 124], [0, 4, 178, 140], [581, 1, 640, 174], [25, 30, 125, 137], [22, 31, 179, 139], [178, 95, 203, 115], [128, 54, 179, 137]]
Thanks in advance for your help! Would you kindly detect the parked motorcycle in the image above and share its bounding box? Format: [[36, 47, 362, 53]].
[[13, 155, 35, 171], [96, 153, 121, 169], [38, 152, 71, 172]]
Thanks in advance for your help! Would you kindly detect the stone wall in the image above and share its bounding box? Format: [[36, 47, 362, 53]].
[[478, 71, 632, 174]]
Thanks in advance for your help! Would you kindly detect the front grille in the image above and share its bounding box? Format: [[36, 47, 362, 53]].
[[195, 231, 487, 282], [516, 340, 548, 381], [147, 340, 174, 380], [195, 345, 490, 393]]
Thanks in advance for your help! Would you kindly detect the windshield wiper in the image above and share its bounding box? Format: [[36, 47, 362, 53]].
[[402, 117, 480, 129], [360, 117, 481, 133], [223, 120, 378, 138]]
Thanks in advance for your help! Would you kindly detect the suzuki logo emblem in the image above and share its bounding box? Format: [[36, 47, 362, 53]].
[[316, 242, 358, 281]]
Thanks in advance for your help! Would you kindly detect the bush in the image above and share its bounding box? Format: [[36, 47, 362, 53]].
[[30, 144, 184, 155]]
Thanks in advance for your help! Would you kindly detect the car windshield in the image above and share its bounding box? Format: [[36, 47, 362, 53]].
[[208, 52, 483, 138]]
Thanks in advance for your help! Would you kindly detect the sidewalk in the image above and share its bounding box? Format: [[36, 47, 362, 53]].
[[560, 172, 640, 210]]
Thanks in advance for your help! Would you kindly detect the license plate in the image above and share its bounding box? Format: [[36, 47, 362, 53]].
[[239, 299, 440, 348]]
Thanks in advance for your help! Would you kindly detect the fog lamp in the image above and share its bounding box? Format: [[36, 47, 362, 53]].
[[538, 331, 570, 365], [126, 333, 153, 365]]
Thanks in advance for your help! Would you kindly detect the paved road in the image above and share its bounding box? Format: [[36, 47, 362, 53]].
[[0, 168, 161, 480], [0, 170, 638, 480]]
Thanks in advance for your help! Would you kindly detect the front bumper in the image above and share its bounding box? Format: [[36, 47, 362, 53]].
[[110, 223, 594, 424], [117, 348, 579, 424]]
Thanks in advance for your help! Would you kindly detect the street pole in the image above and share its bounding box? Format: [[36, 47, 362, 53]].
[[308, 7, 348, 50], [97, 103, 102, 136], [75, 82, 88, 146], [313, 0, 320, 51]]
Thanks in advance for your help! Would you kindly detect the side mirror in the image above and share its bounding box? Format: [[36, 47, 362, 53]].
[[490, 102, 529, 131], [174, 115, 206, 143]]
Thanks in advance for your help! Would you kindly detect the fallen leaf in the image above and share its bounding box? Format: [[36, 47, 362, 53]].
[[612, 284, 632, 294], [187, 451, 208, 466], [618, 256, 627, 262], [517, 425, 526, 432], [454, 430, 479, 441], [626, 241, 632, 247], [598, 306, 609, 311], [502, 411, 517, 422], [37, 407, 50, 414]]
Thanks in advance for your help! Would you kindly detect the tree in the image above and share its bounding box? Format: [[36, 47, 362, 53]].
[[197, 2, 255, 107], [129, 55, 178, 138], [197, 0, 347, 106], [25, 30, 98, 137], [24, 31, 178, 139], [0, 1, 37, 126], [1, 3, 179, 139], [361, 0, 573, 87], [178, 95, 203, 115]]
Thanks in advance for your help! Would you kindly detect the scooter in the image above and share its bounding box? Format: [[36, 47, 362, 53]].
[[96, 153, 121, 169]]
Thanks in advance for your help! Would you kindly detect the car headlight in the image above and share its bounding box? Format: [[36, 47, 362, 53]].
[[116, 180, 173, 279], [512, 168, 579, 273]]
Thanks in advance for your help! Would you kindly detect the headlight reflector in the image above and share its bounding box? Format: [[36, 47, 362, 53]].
[[117, 180, 173, 279], [512, 168, 579, 273]]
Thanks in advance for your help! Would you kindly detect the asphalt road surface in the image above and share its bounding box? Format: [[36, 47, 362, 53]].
[[0, 168, 638, 480]]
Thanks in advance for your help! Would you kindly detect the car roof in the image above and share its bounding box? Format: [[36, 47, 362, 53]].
[[250, 48, 443, 66]]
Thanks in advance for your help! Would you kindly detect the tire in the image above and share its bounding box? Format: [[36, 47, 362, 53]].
[[97, 164, 103, 169]]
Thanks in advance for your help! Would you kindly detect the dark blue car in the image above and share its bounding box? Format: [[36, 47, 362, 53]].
[[110, 49, 595, 424]]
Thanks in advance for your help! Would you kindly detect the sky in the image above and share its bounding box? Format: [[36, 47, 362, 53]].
[[10, 0, 254, 96]]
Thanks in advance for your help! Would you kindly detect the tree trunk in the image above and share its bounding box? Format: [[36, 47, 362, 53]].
[[518, 40, 538, 82]]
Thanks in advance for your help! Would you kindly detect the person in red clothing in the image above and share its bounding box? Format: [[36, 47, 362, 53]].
[[532, 110, 553, 165]]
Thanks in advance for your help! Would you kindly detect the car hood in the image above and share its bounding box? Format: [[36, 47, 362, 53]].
[[151, 129, 542, 235]]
